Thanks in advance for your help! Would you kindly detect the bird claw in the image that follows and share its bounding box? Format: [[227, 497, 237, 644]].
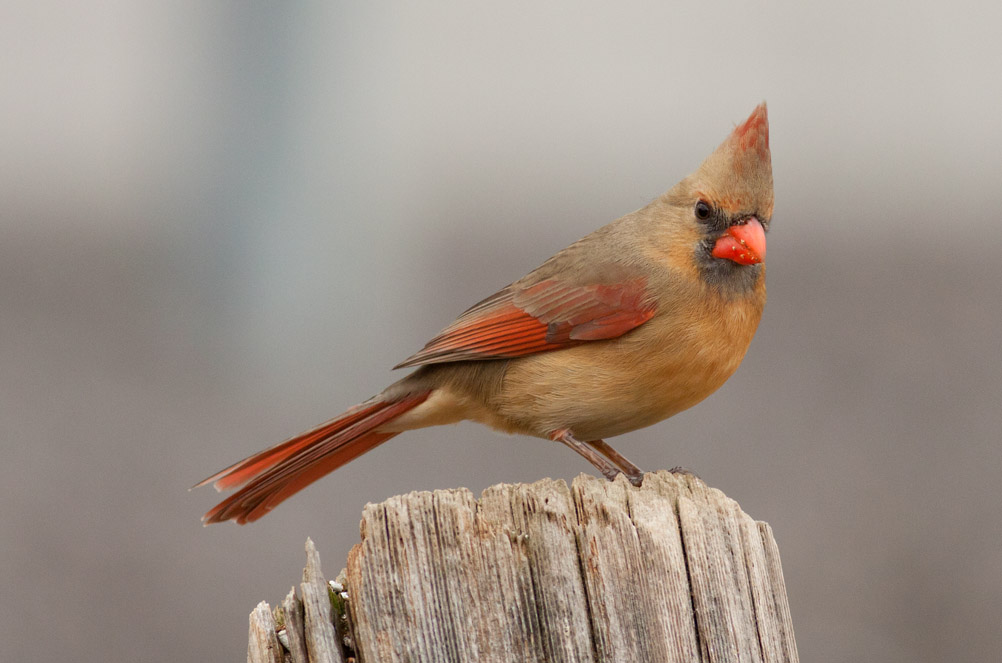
[[625, 471, 644, 487], [668, 466, 701, 480]]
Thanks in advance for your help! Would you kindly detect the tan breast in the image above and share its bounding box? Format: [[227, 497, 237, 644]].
[[490, 277, 765, 441]]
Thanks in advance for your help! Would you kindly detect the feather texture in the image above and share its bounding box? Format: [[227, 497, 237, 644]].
[[395, 278, 655, 368], [200, 392, 430, 524]]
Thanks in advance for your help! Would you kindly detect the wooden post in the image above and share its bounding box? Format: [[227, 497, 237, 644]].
[[248, 471, 798, 663]]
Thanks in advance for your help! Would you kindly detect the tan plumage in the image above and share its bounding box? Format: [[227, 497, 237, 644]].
[[198, 104, 774, 524]]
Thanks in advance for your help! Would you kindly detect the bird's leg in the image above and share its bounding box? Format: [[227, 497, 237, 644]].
[[550, 429, 622, 482], [586, 439, 645, 487]]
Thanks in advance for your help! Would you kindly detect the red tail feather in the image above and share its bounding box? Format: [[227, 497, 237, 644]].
[[200, 392, 430, 525]]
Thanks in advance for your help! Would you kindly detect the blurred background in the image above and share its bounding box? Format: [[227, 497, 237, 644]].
[[3, 1, 1001, 660]]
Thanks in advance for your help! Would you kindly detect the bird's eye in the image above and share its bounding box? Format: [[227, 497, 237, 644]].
[[694, 200, 712, 221]]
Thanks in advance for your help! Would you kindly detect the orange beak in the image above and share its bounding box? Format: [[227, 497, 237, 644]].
[[711, 217, 766, 265]]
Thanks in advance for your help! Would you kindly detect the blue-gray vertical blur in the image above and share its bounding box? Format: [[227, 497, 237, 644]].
[[3, 1, 1000, 661]]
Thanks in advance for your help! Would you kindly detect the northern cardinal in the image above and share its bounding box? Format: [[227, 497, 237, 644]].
[[198, 104, 773, 525]]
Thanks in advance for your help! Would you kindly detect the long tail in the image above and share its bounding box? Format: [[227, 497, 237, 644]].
[[197, 391, 431, 525]]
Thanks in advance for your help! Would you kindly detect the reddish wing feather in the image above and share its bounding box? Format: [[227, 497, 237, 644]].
[[395, 277, 655, 368]]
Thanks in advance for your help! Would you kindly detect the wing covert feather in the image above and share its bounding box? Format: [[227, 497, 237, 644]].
[[394, 275, 655, 368]]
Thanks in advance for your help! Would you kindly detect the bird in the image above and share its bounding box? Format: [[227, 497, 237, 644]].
[[197, 103, 773, 525]]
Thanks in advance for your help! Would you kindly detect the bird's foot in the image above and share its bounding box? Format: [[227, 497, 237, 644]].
[[668, 466, 701, 480]]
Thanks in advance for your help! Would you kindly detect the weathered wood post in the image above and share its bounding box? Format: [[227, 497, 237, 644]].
[[248, 471, 798, 663]]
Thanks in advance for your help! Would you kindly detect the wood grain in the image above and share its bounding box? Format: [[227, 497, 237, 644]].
[[249, 601, 283, 663], [248, 472, 798, 663]]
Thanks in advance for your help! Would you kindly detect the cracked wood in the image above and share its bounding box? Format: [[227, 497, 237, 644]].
[[250, 472, 798, 663]]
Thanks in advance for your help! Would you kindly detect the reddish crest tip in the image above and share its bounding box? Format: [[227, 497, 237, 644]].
[[732, 103, 769, 155]]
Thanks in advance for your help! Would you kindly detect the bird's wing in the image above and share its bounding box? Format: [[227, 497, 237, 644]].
[[394, 274, 656, 368]]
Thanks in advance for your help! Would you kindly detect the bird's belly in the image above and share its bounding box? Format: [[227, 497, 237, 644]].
[[495, 317, 754, 440]]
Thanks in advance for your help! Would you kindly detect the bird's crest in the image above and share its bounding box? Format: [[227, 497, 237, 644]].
[[695, 103, 773, 218]]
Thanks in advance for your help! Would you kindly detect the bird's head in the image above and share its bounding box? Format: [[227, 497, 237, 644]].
[[663, 103, 773, 292]]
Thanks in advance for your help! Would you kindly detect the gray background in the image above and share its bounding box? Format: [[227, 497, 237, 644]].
[[4, 2, 1001, 661]]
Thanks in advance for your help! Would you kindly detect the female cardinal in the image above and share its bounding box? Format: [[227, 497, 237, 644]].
[[199, 104, 773, 524]]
